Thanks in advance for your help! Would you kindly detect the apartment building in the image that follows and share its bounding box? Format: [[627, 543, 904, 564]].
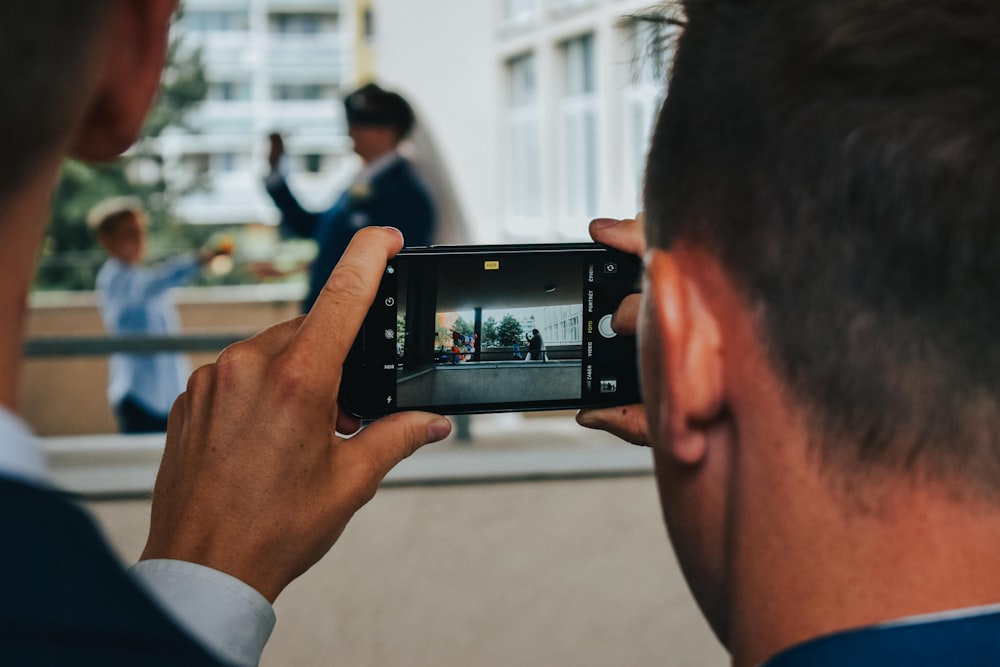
[[163, 0, 359, 226], [368, 0, 668, 243]]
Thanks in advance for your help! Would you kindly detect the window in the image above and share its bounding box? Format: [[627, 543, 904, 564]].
[[505, 53, 543, 237], [363, 8, 375, 40], [271, 84, 333, 101], [304, 154, 324, 174], [502, 0, 538, 24], [214, 153, 239, 173], [550, 0, 596, 15], [209, 81, 251, 102], [622, 23, 668, 212], [557, 34, 598, 238], [271, 12, 337, 35], [185, 10, 249, 32]]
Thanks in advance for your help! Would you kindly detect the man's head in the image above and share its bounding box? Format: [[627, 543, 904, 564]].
[[89, 197, 147, 265], [644, 0, 1000, 490], [639, 0, 1000, 651], [0, 1, 177, 207], [344, 83, 416, 163], [0, 3, 110, 204]]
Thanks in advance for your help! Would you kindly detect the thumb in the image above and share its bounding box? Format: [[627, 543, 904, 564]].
[[576, 405, 650, 447], [337, 411, 452, 487]]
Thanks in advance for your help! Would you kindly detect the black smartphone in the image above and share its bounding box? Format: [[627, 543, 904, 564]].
[[341, 243, 642, 418]]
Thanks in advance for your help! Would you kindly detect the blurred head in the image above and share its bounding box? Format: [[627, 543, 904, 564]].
[[0, 1, 177, 207], [641, 0, 1000, 641], [90, 198, 147, 265], [0, 3, 111, 204], [344, 83, 416, 162]]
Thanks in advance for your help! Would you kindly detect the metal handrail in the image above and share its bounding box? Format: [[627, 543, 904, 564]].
[[24, 333, 254, 358], [23, 331, 473, 441]]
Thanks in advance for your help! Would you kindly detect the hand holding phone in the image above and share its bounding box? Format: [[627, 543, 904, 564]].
[[342, 241, 643, 418], [576, 216, 651, 447], [142, 228, 452, 602]]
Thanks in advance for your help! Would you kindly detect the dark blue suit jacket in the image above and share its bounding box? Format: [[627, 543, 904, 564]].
[[0, 477, 223, 665], [266, 157, 435, 312], [765, 608, 1000, 666]]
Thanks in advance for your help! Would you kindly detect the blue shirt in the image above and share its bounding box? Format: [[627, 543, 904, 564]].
[[96, 254, 201, 416]]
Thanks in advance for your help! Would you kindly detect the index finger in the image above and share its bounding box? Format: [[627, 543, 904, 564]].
[[288, 226, 404, 380]]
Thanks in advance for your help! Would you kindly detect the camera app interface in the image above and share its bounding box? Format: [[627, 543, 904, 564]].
[[389, 249, 638, 410]]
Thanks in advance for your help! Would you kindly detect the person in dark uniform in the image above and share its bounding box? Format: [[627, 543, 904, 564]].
[[526, 329, 546, 362], [265, 83, 436, 312]]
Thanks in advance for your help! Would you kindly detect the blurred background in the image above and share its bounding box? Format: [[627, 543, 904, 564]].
[[26, 1, 728, 665], [28, 0, 673, 436]]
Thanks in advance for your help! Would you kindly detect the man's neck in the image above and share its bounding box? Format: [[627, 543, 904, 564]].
[[729, 441, 1000, 667]]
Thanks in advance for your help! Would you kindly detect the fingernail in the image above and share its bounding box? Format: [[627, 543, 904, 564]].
[[426, 417, 452, 443], [590, 218, 619, 229]]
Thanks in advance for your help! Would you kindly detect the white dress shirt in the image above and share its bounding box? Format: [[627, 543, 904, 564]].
[[0, 405, 275, 666], [96, 254, 199, 416]]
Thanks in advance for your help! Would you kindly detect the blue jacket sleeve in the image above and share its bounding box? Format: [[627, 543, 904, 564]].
[[264, 176, 321, 239]]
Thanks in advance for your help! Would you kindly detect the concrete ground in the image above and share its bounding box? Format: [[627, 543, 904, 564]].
[[78, 415, 729, 667]]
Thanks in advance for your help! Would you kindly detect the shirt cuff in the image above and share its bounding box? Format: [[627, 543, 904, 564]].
[[264, 169, 285, 190], [129, 559, 276, 667]]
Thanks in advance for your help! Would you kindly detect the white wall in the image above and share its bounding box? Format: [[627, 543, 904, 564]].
[[371, 0, 503, 243], [371, 0, 665, 244]]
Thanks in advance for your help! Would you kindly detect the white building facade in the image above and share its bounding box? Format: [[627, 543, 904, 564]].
[[164, 0, 361, 226], [370, 0, 668, 243]]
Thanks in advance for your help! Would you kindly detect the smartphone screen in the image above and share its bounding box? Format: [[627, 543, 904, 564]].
[[341, 243, 641, 418]]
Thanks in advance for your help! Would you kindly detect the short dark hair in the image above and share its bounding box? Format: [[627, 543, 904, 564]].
[[645, 0, 1000, 496], [344, 83, 416, 139], [0, 3, 111, 203]]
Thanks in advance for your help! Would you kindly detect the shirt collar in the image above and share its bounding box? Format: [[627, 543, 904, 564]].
[[356, 150, 402, 185], [0, 404, 48, 486]]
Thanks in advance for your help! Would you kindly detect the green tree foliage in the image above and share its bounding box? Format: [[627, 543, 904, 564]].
[[397, 313, 407, 352], [496, 314, 524, 347], [452, 315, 475, 337], [481, 316, 499, 348], [36, 24, 209, 291]]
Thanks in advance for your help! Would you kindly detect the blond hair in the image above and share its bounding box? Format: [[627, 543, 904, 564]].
[[87, 197, 147, 237]]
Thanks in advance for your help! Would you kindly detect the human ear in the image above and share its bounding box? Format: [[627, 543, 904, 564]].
[[641, 250, 724, 465], [70, 0, 177, 162]]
